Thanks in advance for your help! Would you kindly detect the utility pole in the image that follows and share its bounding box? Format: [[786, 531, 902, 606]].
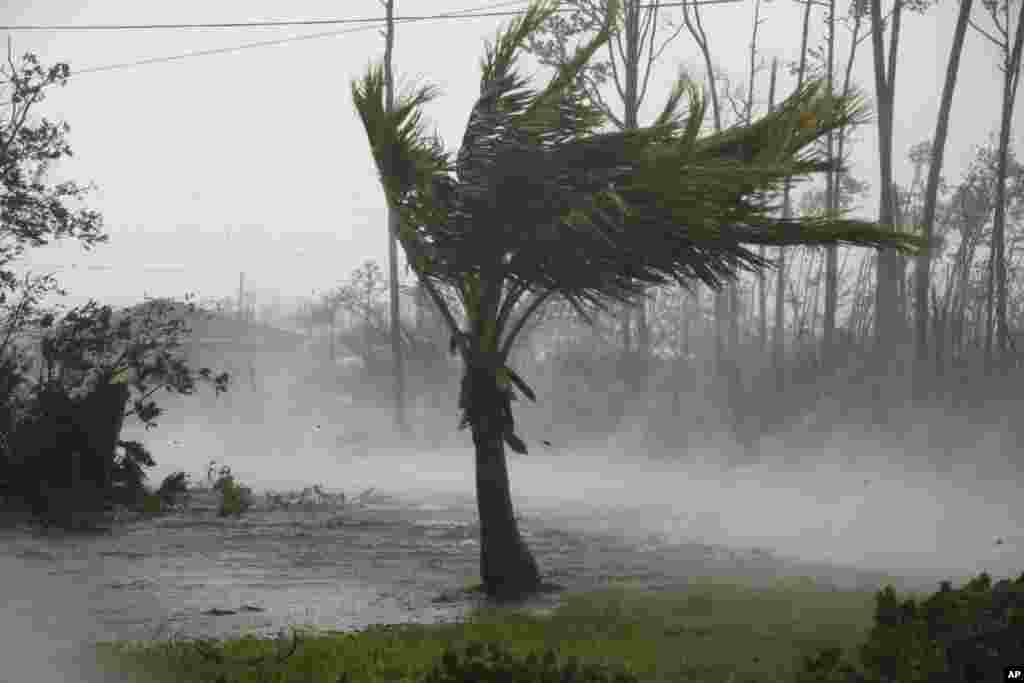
[[382, 0, 410, 439]]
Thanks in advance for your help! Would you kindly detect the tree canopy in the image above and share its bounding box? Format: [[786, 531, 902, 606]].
[[353, 1, 917, 356], [352, 0, 921, 456]]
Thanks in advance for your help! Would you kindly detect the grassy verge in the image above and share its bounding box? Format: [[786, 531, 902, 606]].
[[92, 574, 932, 683]]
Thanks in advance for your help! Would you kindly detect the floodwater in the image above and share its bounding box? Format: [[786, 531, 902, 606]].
[[2, 423, 1023, 683]]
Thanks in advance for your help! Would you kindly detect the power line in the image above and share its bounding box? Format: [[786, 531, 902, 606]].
[[72, 25, 391, 76], [49, 0, 532, 79], [1, 0, 741, 32], [2, 0, 743, 84]]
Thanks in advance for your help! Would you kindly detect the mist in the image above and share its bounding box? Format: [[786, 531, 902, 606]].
[[3, 343, 1023, 683], [129, 356, 1024, 589]]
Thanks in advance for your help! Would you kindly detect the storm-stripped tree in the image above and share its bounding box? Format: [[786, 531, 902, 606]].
[[971, 0, 1024, 370], [350, 0, 920, 600]]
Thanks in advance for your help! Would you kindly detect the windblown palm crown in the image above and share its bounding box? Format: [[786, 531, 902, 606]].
[[352, 0, 918, 449]]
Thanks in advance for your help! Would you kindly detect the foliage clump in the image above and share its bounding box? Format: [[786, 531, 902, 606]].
[[211, 465, 253, 517], [419, 641, 638, 683], [0, 298, 230, 530], [793, 571, 1024, 683]]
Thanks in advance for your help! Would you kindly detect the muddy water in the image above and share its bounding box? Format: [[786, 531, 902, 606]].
[[2, 488, 941, 651]]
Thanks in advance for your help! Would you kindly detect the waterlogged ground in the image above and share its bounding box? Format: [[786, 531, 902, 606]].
[[2, 433, 1023, 683], [1, 489, 922, 650]]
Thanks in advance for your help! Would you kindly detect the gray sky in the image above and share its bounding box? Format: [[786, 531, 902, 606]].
[[2, 0, 1018, 312]]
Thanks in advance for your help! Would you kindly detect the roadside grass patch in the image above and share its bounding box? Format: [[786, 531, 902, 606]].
[[93, 574, 930, 683]]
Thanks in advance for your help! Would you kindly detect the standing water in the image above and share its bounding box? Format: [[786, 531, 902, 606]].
[[2, 414, 1023, 683]]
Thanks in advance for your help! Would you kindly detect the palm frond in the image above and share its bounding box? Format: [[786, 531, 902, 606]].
[[351, 0, 920, 370]]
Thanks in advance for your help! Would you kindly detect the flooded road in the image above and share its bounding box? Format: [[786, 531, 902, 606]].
[[2, 490, 908, 650], [2, 437, 1022, 683]]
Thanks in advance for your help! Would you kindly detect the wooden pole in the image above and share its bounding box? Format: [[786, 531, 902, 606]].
[[382, 0, 410, 439]]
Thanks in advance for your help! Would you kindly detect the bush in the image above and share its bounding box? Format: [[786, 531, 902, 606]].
[[215, 469, 253, 517], [141, 492, 163, 516], [419, 641, 638, 683], [0, 298, 230, 530], [793, 571, 1024, 683]]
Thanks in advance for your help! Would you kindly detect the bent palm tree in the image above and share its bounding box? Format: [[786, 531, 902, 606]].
[[351, 0, 919, 600]]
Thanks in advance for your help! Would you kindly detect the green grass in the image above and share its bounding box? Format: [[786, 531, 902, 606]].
[[91, 574, 933, 683]]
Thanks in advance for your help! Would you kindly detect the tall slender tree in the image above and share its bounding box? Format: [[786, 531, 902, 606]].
[[830, 1, 869, 355], [869, 0, 904, 357], [678, 0, 729, 371], [971, 0, 1024, 370], [914, 0, 973, 370], [868, 0, 937, 362], [776, 0, 815, 381], [352, 0, 918, 599], [759, 58, 779, 352], [823, 0, 838, 367]]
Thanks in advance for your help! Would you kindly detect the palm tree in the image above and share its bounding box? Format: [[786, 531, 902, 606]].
[[351, 0, 920, 600]]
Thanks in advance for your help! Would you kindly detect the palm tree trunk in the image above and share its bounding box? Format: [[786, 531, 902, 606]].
[[464, 364, 541, 600]]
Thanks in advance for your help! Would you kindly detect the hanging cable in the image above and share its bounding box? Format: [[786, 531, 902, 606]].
[[30, 0, 533, 80], [1, 1, 741, 32]]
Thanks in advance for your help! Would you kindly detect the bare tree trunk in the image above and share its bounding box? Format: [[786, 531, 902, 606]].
[[682, 289, 692, 357], [621, 301, 633, 354], [328, 301, 336, 362], [775, 0, 814, 386], [714, 289, 726, 368], [728, 287, 740, 352], [988, 0, 1024, 372], [869, 0, 904, 379], [823, 0, 838, 371], [916, 0, 972, 380], [382, 0, 410, 437], [617, 1, 649, 388], [681, 0, 726, 384], [756, 52, 778, 357]]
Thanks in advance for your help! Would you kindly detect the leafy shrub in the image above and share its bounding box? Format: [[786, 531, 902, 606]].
[[418, 641, 638, 683], [793, 571, 1024, 683], [0, 298, 230, 529], [0, 53, 231, 529], [792, 646, 866, 683], [215, 469, 253, 517], [141, 492, 163, 516]]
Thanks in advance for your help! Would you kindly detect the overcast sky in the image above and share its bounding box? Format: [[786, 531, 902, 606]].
[[2, 0, 1019, 313]]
